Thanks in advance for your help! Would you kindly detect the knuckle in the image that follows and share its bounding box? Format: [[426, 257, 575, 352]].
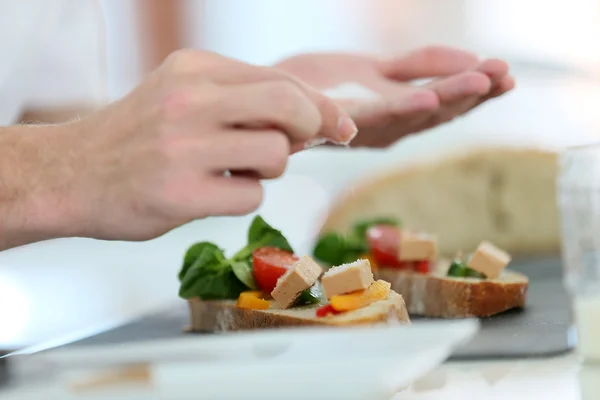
[[162, 49, 218, 75], [157, 87, 193, 121], [263, 133, 290, 177], [266, 80, 304, 118], [162, 49, 196, 73], [156, 86, 222, 123]]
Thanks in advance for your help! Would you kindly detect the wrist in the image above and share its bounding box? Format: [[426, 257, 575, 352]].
[[0, 123, 85, 249]]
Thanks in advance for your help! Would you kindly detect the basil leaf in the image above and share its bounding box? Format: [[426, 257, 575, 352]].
[[447, 261, 468, 277], [179, 245, 245, 300], [178, 215, 294, 300], [446, 259, 486, 279], [233, 216, 295, 262], [247, 216, 294, 253], [295, 282, 324, 306], [231, 261, 258, 290], [312, 232, 367, 267], [179, 266, 246, 300], [465, 268, 486, 279], [178, 242, 221, 281], [352, 217, 400, 240]]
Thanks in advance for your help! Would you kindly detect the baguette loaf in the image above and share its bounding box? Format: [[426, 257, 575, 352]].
[[320, 148, 560, 258], [375, 262, 528, 318], [187, 291, 410, 332]]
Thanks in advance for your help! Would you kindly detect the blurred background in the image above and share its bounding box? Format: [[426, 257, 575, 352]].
[[3, 0, 600, 349]]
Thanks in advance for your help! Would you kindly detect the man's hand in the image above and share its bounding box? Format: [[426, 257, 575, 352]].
[[0, 50, 356, 249], [275, 46, 515, 147]]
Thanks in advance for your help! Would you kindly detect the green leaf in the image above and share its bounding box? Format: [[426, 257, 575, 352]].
[[178, 215, 295, 300], [178, 242, 221, 281], [446, 259, 486, 279], [233, 215, 294, 262], [247, 215, 294, 252], [312, 232, 367, 267], [179, 244, 246, 300], [295, 282, 324, 306], [231, 261, 258, 290], [312, 217, 400, 268], [465, 268, 486, 279], [352, 217, 400, 240], [447, 261, 468, 277], [179, 265, 246, 300]]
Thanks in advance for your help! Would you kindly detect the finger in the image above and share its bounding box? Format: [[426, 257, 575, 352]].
[[426, 71, 491, 104], [477, 58, 510, 84], [217, 81, 322, 143], [474, 75, 516, 108], [203, 130, 291, 180], [377, 46, 480, 81], [337, 89, 439, 128], [210, 62, 358, 143], [199, 175, 264, 217], [488, 75, 516, 98]]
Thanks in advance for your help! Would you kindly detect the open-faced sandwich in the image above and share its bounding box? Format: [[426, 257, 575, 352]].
[[313, 218, 529, 318], [178, 216, 410, 332]]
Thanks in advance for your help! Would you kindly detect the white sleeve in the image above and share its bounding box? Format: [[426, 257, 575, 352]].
[[23, 0, 108, 109]]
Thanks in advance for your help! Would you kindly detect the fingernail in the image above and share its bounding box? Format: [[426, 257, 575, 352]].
[[304, 137, 329, 149], [337, 116, 358, 143]]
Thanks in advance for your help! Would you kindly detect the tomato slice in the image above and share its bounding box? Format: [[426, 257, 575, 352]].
[[366, 225, 403, 268], [415, 260, 430, 274], [252, 247, 298, 293]]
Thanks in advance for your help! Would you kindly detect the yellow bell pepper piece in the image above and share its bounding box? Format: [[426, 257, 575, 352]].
[[236, 291, 270, 310], [330, 280, 390, 312], [361, 253, 379, 271]]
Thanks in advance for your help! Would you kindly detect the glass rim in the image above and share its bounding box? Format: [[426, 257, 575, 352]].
[[563, 141, 600, 154]]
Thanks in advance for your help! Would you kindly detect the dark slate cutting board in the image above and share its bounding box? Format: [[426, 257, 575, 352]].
[[447, 256, 574, 360], [35, 257, 577, 360]]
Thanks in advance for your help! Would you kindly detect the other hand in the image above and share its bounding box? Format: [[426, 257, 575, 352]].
[[276, 46, 515, 147]]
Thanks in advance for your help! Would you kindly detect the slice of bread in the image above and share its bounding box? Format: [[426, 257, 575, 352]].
[[375, 262, 529, 318], [187, 291, 410, 332], [320, 148, 560, 258]]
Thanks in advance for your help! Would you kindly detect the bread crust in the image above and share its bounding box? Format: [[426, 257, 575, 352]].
[[188, 291, 410, 332], [375, 268, 528, 318]]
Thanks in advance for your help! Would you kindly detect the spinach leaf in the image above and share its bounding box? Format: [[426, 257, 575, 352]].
[[295, 282, 324, 306], [231, 261, 258, 290], [446, 259, 486, 279], [178, 242, 222, 281], [312, 232, 367, 267], [313, 217, 401, 267], [178, 215, 295, 300], [179, 244, 246, 299], [233, 215, 294, 262], [352, 217, 400, 240], [247, 215, 294, 253], [179, 264, 247, 300]]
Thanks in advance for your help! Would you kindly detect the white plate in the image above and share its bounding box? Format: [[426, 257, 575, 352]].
[[9, 320, 479, 400]]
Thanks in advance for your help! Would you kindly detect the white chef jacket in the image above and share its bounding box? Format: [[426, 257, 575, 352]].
[[0, 0, 106, 126]]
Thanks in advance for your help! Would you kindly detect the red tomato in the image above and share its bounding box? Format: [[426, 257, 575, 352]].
[[366, 225, 403, 268], [252, 247, 298, 293], [415, 260, 430, 274], [316, 304, 341, 318]]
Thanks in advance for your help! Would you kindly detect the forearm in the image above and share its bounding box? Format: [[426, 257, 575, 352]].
[[0, 123, 81, 250]]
